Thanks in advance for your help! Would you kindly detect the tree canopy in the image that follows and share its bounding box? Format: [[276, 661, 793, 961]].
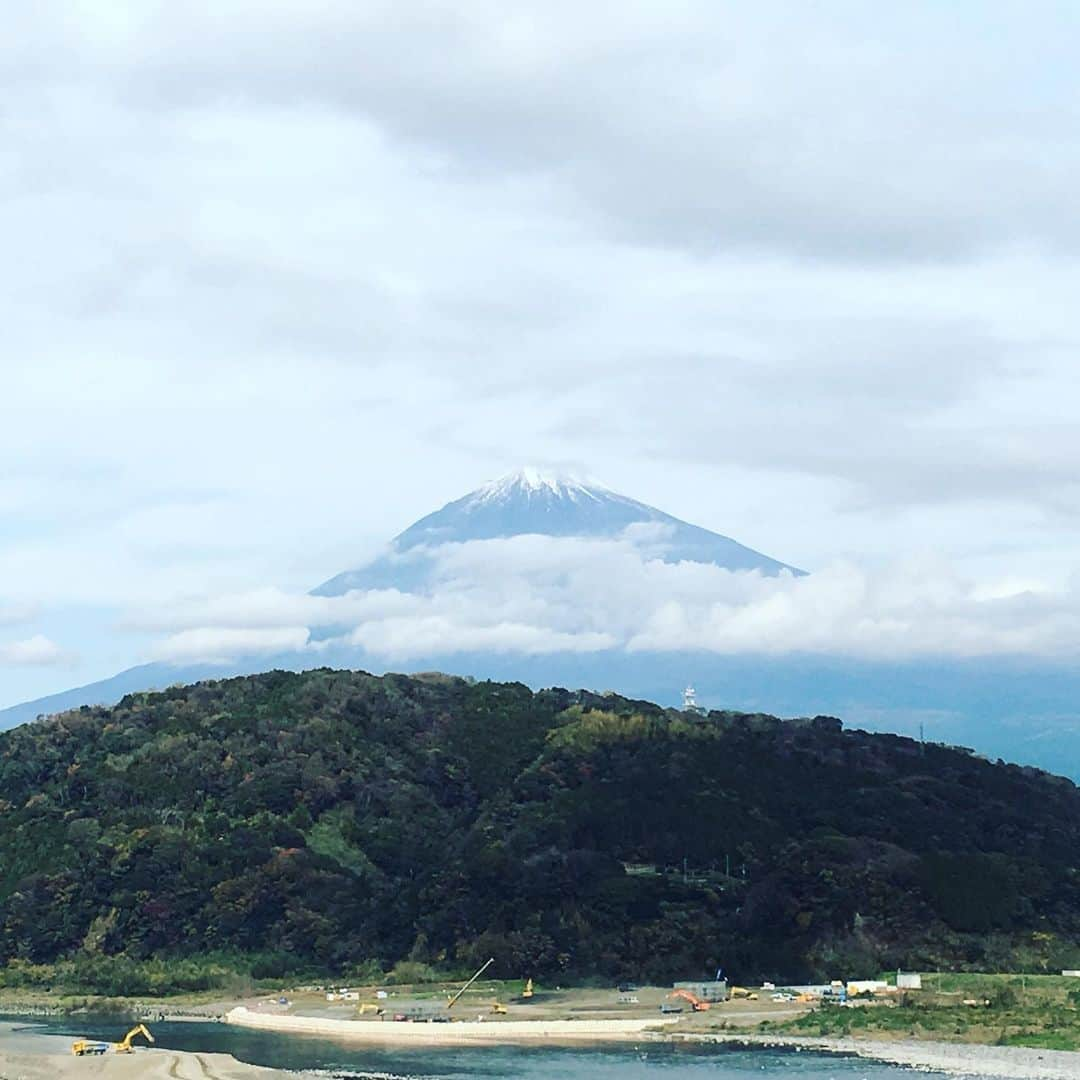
[[1, 668, 1078, 986]]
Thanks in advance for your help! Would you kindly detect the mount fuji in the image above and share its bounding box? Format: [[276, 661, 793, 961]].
[[313, 467, 802, 597], [5, 469, 1080, 780], [0, 469, 800, 728]]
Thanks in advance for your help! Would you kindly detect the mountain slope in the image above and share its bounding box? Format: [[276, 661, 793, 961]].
[[1, 668, 1078, 989], [0, 662, 232, 729], [313, 468, 803, 596]]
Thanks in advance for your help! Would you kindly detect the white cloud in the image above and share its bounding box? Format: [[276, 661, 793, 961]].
[[131, 533, 1080, 664], [5, 3, 1080, 707], [31, 4, 1080, 262], [150, 626, 310, 664], [0, 635, 72, 667], [345, 617, 615, 657], [125, 582, 422, 632]]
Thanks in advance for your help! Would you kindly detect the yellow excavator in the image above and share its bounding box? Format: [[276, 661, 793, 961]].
[[115, 1024, 155, 1053], [72, 1023, 154, 1057]]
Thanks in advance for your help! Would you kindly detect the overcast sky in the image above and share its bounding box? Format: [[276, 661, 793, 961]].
[[5, 2, 1080, 706]]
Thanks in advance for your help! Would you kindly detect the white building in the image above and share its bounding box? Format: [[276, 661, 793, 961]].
[[682, 685, 706, 715]]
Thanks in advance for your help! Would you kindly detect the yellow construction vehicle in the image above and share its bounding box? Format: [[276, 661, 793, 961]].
[[71, 1039, 110, 1057], [669, 989, 710, 1012], [357, 1003, 383, 1016], [114, 1024, 155, 1053], [72, 1024, 154, 1057], [490, 1001, 508, 1015], [519, 978, 534, 1000]]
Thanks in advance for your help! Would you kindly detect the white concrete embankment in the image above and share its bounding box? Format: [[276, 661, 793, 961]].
[[226, 1006, 674, 1044]]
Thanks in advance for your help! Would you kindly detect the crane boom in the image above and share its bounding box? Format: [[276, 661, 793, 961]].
[[446, 957, 495, 1009]]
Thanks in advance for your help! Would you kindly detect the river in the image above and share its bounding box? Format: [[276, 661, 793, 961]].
[[10, 1017, 944, 1078]]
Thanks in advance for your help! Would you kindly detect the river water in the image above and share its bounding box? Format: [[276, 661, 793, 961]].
[[13, 1018, 942, 1079]]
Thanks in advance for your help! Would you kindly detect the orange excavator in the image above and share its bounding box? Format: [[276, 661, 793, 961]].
[[668, 989, 710, 1012]]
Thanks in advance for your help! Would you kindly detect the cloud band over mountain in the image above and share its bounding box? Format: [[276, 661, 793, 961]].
[[138, 531, 1079, 665]]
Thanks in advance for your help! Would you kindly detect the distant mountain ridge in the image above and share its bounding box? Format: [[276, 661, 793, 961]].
[[313, 467, 802, 596]]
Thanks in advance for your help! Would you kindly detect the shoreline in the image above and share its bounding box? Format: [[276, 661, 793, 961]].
[[6, 1006, 1080, 1078], [226, 1004, 679, 1043], [0, 1048, 312, 1079], [225, 1007, 1080, 1076], [0, 1022, 310, 1079], [671, 1032, 1080, 1079], [226, 1007, 1080, 1077]]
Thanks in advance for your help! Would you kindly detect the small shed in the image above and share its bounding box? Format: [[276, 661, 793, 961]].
[[896, 972, 922, 990]]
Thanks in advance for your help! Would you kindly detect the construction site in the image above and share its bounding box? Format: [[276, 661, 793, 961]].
[[228, 971, 821, 1037]]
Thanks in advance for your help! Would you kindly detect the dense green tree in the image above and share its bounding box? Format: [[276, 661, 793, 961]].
[[0, 669, 1078, 985]]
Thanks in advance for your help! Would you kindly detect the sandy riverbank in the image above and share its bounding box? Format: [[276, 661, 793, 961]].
[[676, 1032, 1080, 1079], [0, 1045, 313, 1080], [0, 1022, 308, 1080], [227, 1003, 678, 1043], [0, 1049, 307, 1080], [843, 1038, 1080, 1079]]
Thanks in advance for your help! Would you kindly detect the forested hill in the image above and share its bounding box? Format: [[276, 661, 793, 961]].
[[1, 668, 1079, 987]]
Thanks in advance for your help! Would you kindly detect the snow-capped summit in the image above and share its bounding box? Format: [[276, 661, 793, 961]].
[[471, 466, 606, 504], [311, 467, 803, 596]]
